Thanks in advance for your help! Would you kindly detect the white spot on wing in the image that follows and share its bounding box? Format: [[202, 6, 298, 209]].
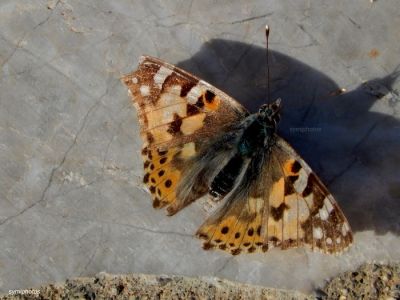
[[294, 169, 308, 193], [298, 197, 309, 222], [336, 237, 341, 244], [186, 84, 203, 104], [159, 91, 182, 107], [181, 113, 206, 134], [304, 193, 313, 209], [324, 197, 334, 213], [319, 207, 329, 221], [169, 84, 182, 95], [132, 77, 138, 84], [140, 85, 150, 96], [154, 66, 173, 89], [341, 223, 350, 236], [326, 237, 332, 245], [313, 227, 323, 239]]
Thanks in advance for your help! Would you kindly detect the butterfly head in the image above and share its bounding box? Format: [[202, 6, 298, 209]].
[[258, 98, 281, 127]]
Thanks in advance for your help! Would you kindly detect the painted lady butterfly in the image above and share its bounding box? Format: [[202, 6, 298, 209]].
[[122, 52, 353, 255]]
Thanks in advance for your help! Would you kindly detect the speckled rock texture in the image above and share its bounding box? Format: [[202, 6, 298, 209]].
[[322, 263, 400, 300], [2, 273, 312, 300], [1, 0, 400, 295], [1, 263, 399, 299]]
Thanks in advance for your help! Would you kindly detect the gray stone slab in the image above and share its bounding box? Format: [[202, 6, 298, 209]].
[[0, 0, 399, 294]]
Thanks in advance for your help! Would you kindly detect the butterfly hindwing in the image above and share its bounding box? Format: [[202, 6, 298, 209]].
[[196, 135, 353, 255], [196, 153, 270, 255], [273, 136, 353, 254], [122, 56, 248, 214]]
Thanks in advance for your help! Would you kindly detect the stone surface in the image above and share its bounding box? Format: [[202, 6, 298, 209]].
[[322, 263, 400, 299], [1, 263, 398, 299], [2, 273, 312, 300], [0, 0, 399, 295]]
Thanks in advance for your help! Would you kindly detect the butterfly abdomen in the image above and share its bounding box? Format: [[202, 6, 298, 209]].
[[208, 115, 274, 200], [209, 154, 244, 199]]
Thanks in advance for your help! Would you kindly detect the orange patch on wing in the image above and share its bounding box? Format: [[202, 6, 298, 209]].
[[240, 200, 264, 253], [225, 219, 248, 254], [143, 127, 173, 144], [157, 169, 181, 204], [145, 102, 187, 129], [282, 159, 301, 176], [267, 178, 285, 246], [180, 142, 196, 159], [198, 90, 221, 111], [142, 147, 181, 208], [283, 159, 296, 175], [267, 217, 282, 246], [204, 95, 220, 111], [269, 178, 285, 207], [209, 216, 237, 245], [180, 113, 206, 135]]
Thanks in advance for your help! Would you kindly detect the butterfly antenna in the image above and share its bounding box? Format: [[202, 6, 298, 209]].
[[265, 25, 270, 104]]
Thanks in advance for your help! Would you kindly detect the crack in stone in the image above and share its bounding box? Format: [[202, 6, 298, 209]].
[[56, 177, 107, 199], [186, 0, 194, 20], [101, 117, 126, 175], [46, 211, 194, 239], [326, 116, 390, 186], [327, 158, 358, 185], [0, 87, 110, 226], [0, 37, 24, 69], [327, 115, 391, 186], [347, 16, 362, 29], [154, 12, 274, 29], [300, 87, 318, 123], [296, 23, 320, 47], [0, 0, 61, 69], [79, 227, 104, 276], [115, 222, 194, 239], [154, 21, 197, 28], [221, 43, 253, 85], [214, 257, 233, 276], [230, 13, 274, 24], [352, 118, 385, 153]]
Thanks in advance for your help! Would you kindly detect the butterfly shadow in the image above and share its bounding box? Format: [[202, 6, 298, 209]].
[[176, 39, 400, 237]]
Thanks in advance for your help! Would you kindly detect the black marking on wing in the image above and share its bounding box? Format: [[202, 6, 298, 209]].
[[209, 154, 244, 199]]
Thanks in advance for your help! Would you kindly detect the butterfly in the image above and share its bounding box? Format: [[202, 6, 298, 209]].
[[122, 55, 353, 255]]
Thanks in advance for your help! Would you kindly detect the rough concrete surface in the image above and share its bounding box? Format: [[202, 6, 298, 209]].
[[1, 263, 398, 299], [323, 263, 400, 299], [0, 0, 399, 296], [2, 273, 312, 300]]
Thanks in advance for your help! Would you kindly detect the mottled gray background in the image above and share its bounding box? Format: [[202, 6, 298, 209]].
[[0, 0, 399, 294]]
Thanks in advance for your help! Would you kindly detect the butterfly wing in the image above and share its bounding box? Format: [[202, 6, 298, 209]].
[[196, 135, 353, 255], [122, 56, 249, 214], [272, 136, 353, 253]]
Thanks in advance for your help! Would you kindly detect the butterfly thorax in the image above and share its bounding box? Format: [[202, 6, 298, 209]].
[[237, 114, 276, 157], [237, 99, 281, 156]]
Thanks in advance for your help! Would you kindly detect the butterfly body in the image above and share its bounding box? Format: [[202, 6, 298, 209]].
[[210, 101, 280, 199], [122, 56, 353, 255]]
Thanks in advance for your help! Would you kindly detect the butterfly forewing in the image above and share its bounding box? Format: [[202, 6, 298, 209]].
[[122, 56, 248, 214]]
